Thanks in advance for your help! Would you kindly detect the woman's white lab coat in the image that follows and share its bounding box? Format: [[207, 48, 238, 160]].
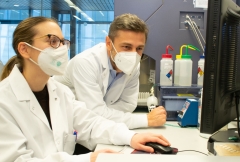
[[0, 65, 135, 162], [54, 43, 148, 129]]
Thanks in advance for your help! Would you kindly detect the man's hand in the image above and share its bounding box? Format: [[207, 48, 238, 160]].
[[90, 149, 117, 162], [130, 133, 170, 153], [147, 106, 167, 127]]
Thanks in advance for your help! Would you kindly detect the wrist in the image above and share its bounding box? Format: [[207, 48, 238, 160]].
[[130, 133, 138, 147], [147, 113, 153, 126]]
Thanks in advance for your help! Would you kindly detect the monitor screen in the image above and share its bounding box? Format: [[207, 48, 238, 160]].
[[200, 0, 240, 135]]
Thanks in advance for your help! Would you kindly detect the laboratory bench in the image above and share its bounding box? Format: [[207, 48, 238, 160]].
[[95, 120, 240, 162]]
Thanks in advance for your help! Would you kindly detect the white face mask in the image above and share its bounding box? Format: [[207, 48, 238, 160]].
[[110, 41, 141, 75], [25, 42, 69, 76]]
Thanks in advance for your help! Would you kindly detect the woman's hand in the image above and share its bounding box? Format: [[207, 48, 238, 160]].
[[90, 149, 117, 162]]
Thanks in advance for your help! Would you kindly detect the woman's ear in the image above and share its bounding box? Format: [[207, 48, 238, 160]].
[[18, 42, 31, 59]]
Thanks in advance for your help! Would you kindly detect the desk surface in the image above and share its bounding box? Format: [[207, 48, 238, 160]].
[[96, 121, 209, 155], [95, 121, 239, 161], [96, 154, 240, 162]]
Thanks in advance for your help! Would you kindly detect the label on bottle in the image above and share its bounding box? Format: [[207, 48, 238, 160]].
[[198, 66, 204, 78], [163, 63, 172, 69], [160, 60, 173, 86], [165, 69, 173, 81]]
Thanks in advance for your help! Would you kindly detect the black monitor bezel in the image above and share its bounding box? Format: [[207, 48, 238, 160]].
[[200, 0, 240, 134]]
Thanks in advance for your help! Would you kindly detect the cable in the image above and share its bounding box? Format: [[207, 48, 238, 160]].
[[186, 20, 204, 51], [117, 145, 127, 153], [193, 21, 206, 44], [178, 150, 208, 156], [164, 123, 198, 129], [185, 20, 204, 52], [185, 15, 205, 52], [199, 134, 211, 139], [164, 123, 181, 128]]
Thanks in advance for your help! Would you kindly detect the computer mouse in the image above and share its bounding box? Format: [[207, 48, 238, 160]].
[[145, 142, 173, 154]]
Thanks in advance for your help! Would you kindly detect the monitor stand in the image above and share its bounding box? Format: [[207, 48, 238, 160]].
[[207, 128, 240, 154]]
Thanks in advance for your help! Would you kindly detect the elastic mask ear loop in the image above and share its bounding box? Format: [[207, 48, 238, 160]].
[[24, 42, 41, 66], [24, 42, 43, 52], [110, 40, 119, 63], [29, 58, 39, 66], [110, 51, 115, 63]]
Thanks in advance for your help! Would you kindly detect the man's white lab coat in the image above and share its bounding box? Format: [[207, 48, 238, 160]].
[[54, 43, 148, 129]]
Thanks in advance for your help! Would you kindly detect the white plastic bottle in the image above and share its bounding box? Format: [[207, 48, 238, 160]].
[[174, 55, 181, 86], [178, 54, 192, 86], [197, 55, 205, 86], [160, 54, 173, 86], [198, 88, 203, 130]]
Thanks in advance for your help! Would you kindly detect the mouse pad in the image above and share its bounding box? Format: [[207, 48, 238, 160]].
[[131, 148, 178, 155]]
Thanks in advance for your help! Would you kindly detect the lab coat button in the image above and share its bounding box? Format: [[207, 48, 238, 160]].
[[55, 98, 57, 100]]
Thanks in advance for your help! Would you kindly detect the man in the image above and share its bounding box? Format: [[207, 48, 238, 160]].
[[54, 13, 167, 129]]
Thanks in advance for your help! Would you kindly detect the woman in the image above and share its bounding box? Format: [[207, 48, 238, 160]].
[[0, 17, 170, 162]]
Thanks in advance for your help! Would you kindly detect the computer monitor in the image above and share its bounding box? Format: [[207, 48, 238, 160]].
[[200, 0, 240, 136]]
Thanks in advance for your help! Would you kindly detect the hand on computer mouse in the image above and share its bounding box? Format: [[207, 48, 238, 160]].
[[130, 133, 170, 153], [145, 142, 173, 154], [147, 106, 167, 127]]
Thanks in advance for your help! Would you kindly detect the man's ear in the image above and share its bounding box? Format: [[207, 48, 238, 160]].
[[105, 36, 112, 51], [18, 42, 31, 59]]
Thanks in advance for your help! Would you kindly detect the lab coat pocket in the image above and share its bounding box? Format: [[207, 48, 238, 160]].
[[63, 134, 76, 155]]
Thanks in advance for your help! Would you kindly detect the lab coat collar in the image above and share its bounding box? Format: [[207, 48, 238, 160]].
[[9, 65, 31, 101], [9, 65, 65, 151], [9, 65, 52, 130], [96, 43, 110, 94], [97, 43, 109, 69], [9, 65, 59, 100], [47, 77, 57, 94], [95, 43, 133, 95]]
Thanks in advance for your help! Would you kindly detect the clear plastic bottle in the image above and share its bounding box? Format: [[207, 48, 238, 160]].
[[197, 55, 205, 86], [174, 55, 181, 86], [179, 54, 192, 86], [174, 45, 194, 86]]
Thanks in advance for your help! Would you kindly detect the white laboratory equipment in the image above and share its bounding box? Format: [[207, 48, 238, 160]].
[[197, 55, 205, 86], [160, 45, 173, 86], [178, 54, 193, 86], [174, 45, 196, 86], [174, 55, 181, 86], [147, 87, 158, 112]]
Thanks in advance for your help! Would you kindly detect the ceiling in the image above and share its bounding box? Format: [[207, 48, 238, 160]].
[[0, 0, 114, 11]]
